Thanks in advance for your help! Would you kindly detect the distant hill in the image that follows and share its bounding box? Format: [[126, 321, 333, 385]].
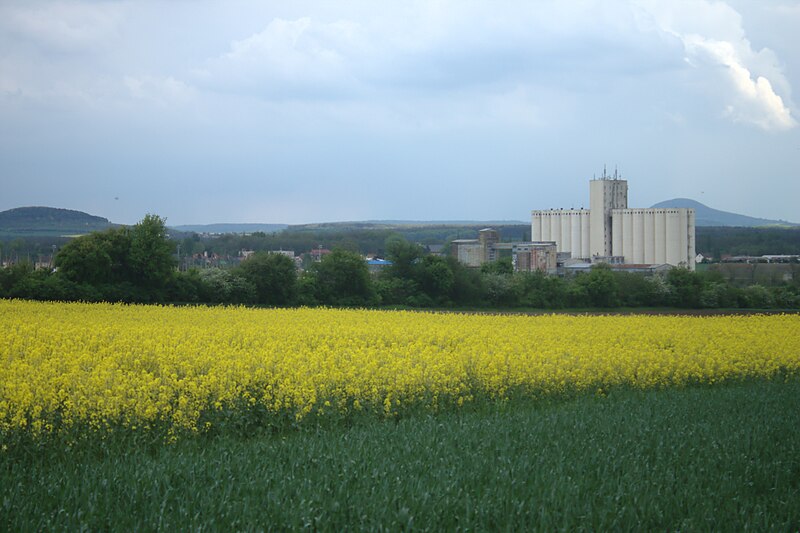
[[291, 220, 528, 231], [285, 221, 531, 245], [172, 220, 528, 235], [362, 220, 528, 226], [0, 207, 113, 237], [172, 223, 289, 234], [651, 199, 798, 227]]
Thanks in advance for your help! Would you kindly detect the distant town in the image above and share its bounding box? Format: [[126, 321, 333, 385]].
[[1, 172, 799, 304]]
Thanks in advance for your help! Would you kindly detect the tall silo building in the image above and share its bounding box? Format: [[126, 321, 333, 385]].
[[531, 171, 696, 270]]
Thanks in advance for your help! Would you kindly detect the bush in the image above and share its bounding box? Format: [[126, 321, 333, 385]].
[[448, 258, 484, 307], [574, 264, 620, 308], [741, 284, 773, 309], [234, 252, 297, 306], [374, 277, 421, 306], [666, 268, 704, 308], [699, 282, 742, 309], [483, 274, 519, 308], [771, 285, 800, 309], [614, 272, 664, 307], [306, 249, 378, 307], [417, 256, 455, 305], [197, 268, 256, 305], [513, 271, 567, 309], [166, 271, 203, 303]]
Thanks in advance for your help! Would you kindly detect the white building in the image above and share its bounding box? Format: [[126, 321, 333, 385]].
[[531, 173, 696, 270]]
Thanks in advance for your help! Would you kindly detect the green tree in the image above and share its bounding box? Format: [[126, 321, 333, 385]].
[[699, 282, 742, 309], [417, 255, 455, 304], [234, 252, 297, 305], [374, 277, 421, 307], [447, 257, 484, 307], [771, 285, 800, 309], [666, 267, 705, 308], [296, 271, 320, 306], [614, 271, 671, 307], [575, 264, 620, 307], [54, 228, 132, 285], [513, 271, 567, 308], [308, 248, 376, 306], [197, 268, 256, 304], [0, 261, 34, 297], [481, 257, 513, 275], [165, 270, 203, 303], [483, 273, 519, 307], [741, 284, 773, 309], [380, 235, 429, 305], [52, 214, 176, 302], [385, 235, 423, 280], [128, 214, 176, 289]]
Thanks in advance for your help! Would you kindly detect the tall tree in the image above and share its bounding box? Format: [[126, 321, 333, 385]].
[[55, 228, 132, 285], [309, 248, 376, 306], [575, 263, 620, 308], [54, 214, 175, 296], [234, 252, 297, 305], [128, 214, 176, 289], [666, 267, 704, 308], [385, 235, 423, 279], [417, 255, 455, 304]]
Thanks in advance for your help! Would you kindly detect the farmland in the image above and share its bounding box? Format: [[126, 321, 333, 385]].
[[1, 300, 799, 529]]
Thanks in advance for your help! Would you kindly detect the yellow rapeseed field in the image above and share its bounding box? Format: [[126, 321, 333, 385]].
[[1, 299, 798, 438]]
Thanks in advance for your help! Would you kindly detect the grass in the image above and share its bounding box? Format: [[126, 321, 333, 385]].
[[2, 379, 799, 531]]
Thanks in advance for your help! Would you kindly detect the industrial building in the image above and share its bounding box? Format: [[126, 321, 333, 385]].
[[531, 171, 696, 270], [450, 229, 558, 274]]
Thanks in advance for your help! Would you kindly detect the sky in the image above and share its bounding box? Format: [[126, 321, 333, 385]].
[[1, 0, 799, 226]]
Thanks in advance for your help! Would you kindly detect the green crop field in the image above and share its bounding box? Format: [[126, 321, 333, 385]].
[[2, 379, 798, 531]]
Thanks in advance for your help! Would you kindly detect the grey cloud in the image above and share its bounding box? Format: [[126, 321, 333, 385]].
[[187, 1, 693, 105], [191, 17, 365, 100], [2, 0, 799, 226], [0, 2, 123, 52]]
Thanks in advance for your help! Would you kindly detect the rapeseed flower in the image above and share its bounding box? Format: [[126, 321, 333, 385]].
[[1, 300, 798, 439]]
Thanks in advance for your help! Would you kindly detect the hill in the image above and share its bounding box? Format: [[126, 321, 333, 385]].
[[0, 207, 113, 237], [288, 220, 527, 232], [651, 199, 798, 227], [171, 223, 289, 234], [284, 221, 530, 244], [362, 220, 528, 226]]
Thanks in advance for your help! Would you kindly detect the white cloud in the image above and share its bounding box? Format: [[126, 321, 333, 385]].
[[640, 0, 796, 131], [1, 0, 796, 135], [193, 2, 690, 98], [682, 35, 796, 130], [194, 17, 364, 98], [184, 0, 797, 132]]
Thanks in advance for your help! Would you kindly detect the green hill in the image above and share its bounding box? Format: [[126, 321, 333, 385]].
[[651, 199, 798, 227], [0, 207, 113, 237], [172, 223, 289, 234]]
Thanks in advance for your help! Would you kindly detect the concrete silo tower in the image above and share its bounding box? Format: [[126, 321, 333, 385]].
[[589, 168, 627, 258]]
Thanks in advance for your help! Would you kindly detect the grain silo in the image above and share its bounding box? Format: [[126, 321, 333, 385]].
[[531, 171, 695, 270]]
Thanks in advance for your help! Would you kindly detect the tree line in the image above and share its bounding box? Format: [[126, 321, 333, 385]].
[[3, 223, 800, 266], [186, 224, 800, 260], [1, 215, 799, 309]]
